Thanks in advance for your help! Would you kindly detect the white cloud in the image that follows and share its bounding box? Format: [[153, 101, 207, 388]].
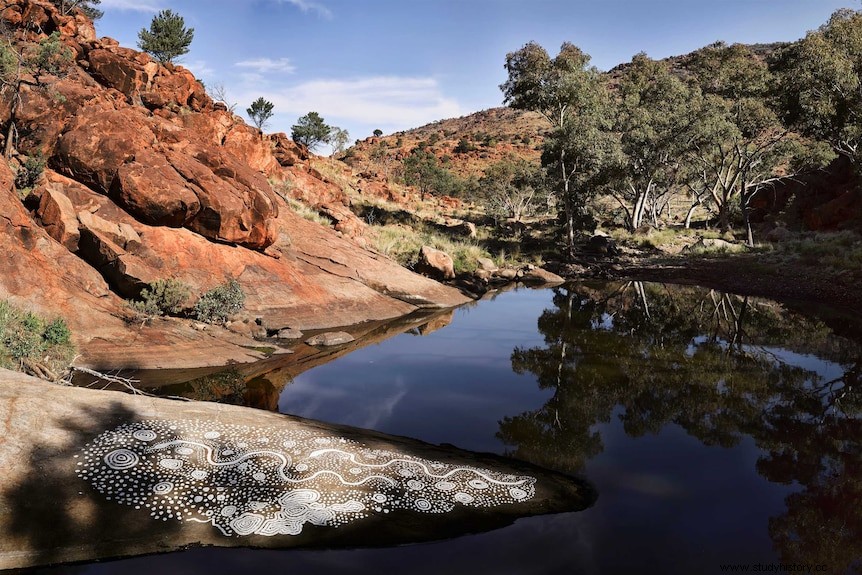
[[183, 59, 215, 80], [235, 57, 296, 74], [281, 0, 332, 19], [100, 0, 161, 12], [236, 76, 462, 129]]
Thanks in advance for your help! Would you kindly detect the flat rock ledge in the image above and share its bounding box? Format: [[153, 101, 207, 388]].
[[0, 370, 594, 570]]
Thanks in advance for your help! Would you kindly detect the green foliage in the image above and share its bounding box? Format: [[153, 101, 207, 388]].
[[329, 126, 350, 155], [479, 157, 543, 222], [373, 129, 383, 138], [128, 278, 191, 319], [779, 8, 862, 164], [0, 300, 75, 378], [401, 149, 464, 200], [51, 0, 103, 19], [14, 153, 46, 191], [0, 43, 18, 85], [454, 137, 476, 153], [30, 32, 73, 81], [609, 53, 695, 231], [193, 279, 245, 324], [501, 41, 611, 255], [137, 9, 194, 64], [291, 111, 331, 151], [246, 97, 274, 131]]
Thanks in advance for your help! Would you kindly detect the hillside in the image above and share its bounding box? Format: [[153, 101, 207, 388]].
[[344, 107, 548, 180]]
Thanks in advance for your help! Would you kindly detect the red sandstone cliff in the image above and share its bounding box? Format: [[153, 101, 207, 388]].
[[0, 0, 468, 369]]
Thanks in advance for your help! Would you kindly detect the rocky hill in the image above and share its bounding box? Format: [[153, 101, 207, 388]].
[[344, 107, 547, 180], [0, 0, 468, 370]]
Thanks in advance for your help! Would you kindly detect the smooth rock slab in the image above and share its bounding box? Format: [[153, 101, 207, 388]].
[[0, 370, 594, 570]]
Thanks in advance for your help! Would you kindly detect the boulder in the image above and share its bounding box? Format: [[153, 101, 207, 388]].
[[109, 148, 200, 227], [55, 105, 157, 193], [35, 184, 80, 251], [477, 257, 498, 272], [305, 331, 355, 347], [0, 371, 594, 570], [77, 210, 141, 252], [448, 221, 477, 238], [520, 266, 565, 285], [416, 245, 455, 281], [276, 328, 304, 340], [87, 48, 154, 99]]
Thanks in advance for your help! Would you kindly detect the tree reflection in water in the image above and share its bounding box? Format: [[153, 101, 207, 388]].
[[500, 281, 862, 572]]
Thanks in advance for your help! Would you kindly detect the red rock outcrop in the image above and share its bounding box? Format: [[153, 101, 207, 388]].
[[0, 0, 469, 370]]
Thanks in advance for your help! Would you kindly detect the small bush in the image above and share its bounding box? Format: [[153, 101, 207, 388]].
[[0, 300, 75, 379], [128, 278, 190, 320], [194, 279, 245, 324], [14, 153, 46, 191]]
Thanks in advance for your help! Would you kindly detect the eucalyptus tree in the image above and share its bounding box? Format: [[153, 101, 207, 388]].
[[687, 42, 829, 245], [779, 8, 862, 167], [608, 53, 694, 231], [328, 127, 350, 156], [501, 41, 610, 258]]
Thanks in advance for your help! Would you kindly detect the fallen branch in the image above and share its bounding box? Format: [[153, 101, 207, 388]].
[[71, 366, 191, 401]]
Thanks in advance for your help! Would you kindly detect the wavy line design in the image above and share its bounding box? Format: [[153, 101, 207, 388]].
[[75, 419, 537, 537]]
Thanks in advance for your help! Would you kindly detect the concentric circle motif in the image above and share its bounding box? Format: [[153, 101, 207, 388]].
[[132, 429, 157, 442], [153, 481, 174, 495], [103, 449, 139, 470], [76, 419, 538, 538]]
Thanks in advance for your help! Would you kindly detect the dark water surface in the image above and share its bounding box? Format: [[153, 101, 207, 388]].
[[34, 282, 862, 574]]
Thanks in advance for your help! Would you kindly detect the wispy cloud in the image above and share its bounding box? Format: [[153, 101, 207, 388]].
[[183, 59, 215, 80], [241, 76, 462, 129], [100, 0, 161, 12], [281, 0, 332, 19], [235, 57, 296, 74]]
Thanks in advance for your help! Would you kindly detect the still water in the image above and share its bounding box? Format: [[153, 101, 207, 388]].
[[34, 282, 862, 574]]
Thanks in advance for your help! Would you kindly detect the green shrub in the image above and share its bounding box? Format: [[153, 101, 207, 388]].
[[14, 153, 46, 191], [128, 278, 190, 319], [194, 278, 245, 324], [0, 300, 75, 379]]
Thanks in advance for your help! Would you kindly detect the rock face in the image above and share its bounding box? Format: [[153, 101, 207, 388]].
[[0, 0, 469, 370]]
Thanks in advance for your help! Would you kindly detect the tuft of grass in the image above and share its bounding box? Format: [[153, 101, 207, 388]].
[[0, 300, 75, 380], [766, 230, 862, 270]]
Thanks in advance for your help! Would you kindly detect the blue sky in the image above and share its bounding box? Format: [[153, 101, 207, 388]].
[[97, 0, 853, 150]]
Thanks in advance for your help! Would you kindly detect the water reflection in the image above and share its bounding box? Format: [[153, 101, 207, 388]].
[[502, 281, 862, 573]]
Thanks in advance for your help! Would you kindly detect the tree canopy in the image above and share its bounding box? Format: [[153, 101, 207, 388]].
[[137, 10, 194, 64], [246, 97, 274, 131], [779, 8, 862, 165], [291, 112, 331, 151]]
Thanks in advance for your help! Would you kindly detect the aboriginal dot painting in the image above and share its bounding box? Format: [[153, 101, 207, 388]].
[[75, 420, 537, 537]]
